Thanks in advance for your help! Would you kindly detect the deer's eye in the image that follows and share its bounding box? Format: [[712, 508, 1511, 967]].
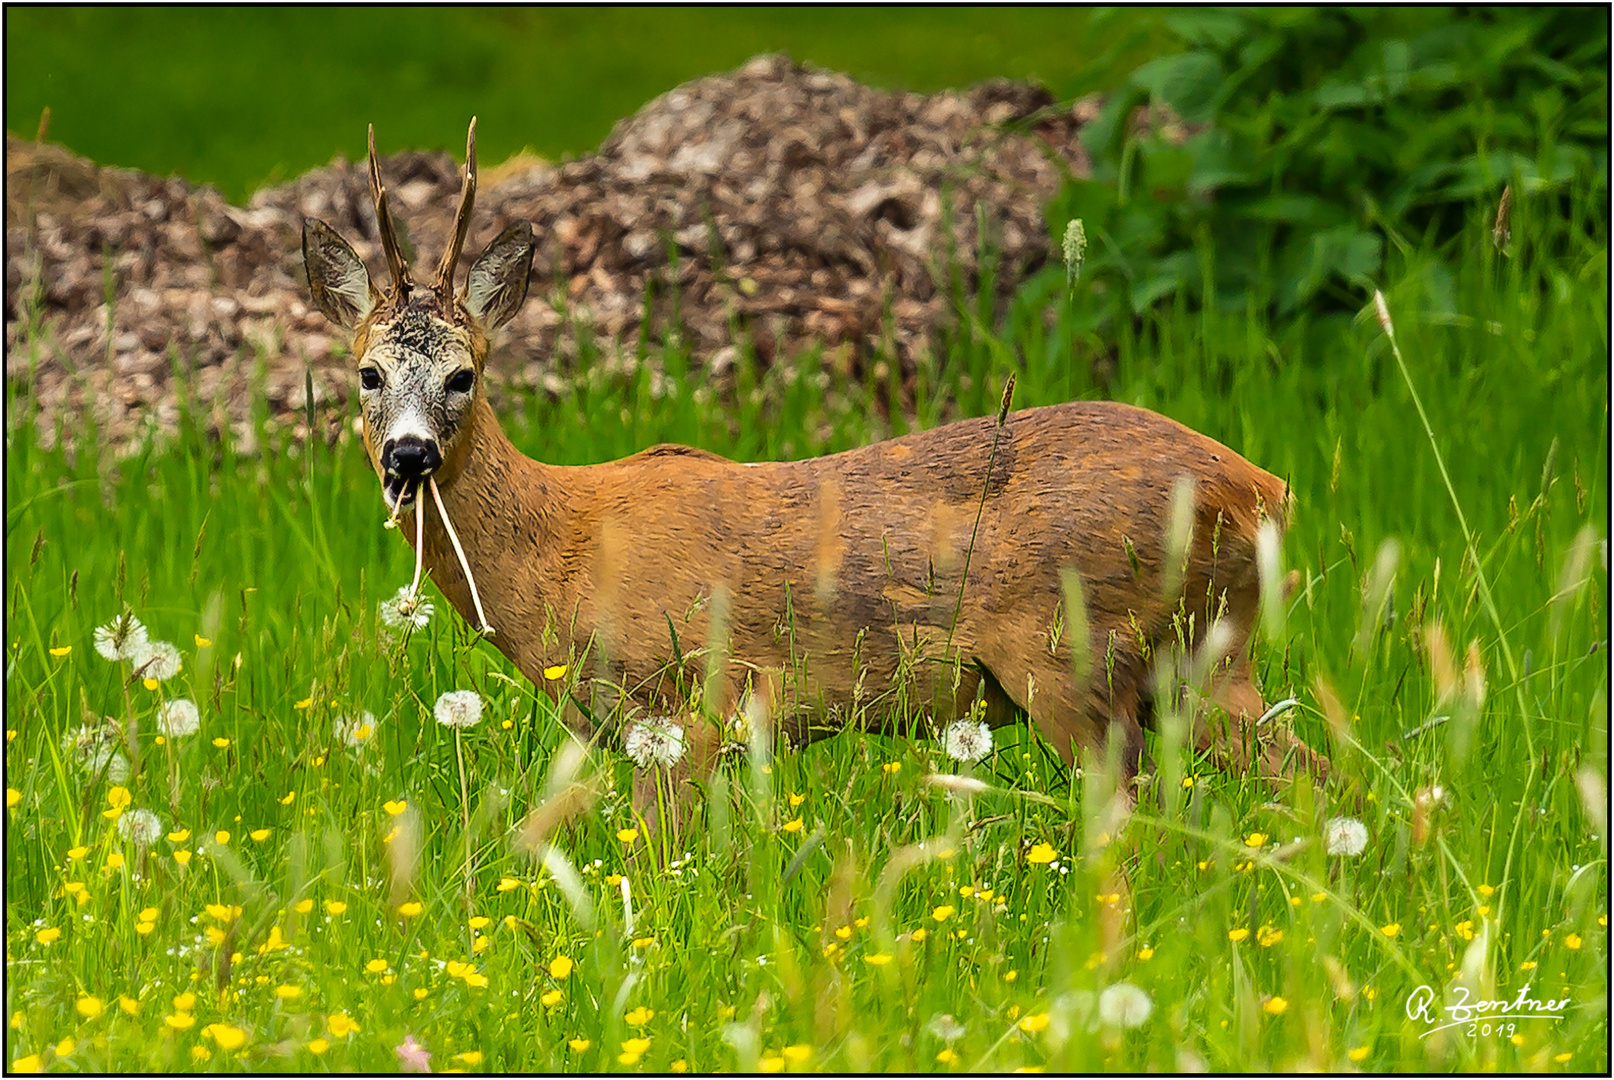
[[359, 367, 383, 392], [446, 369, 475, 395]]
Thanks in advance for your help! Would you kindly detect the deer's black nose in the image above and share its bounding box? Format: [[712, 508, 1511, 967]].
[[382, 436, 442, 479]]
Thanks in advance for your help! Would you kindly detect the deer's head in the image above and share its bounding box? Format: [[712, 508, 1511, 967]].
[[302, 119, 534, 510]]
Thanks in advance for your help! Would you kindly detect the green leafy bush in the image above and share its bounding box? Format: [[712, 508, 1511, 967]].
[[1050, 7, 1608, 327]]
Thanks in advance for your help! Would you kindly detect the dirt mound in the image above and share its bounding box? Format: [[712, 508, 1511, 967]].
[[6, 53, 1092, 450]]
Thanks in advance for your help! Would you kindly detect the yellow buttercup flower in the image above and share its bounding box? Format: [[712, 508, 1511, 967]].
[[1026, 843, 1057, 864]]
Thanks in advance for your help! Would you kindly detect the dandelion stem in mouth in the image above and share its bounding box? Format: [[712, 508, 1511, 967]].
[[430, 477, 494, 636], [384, 481, 408, 530], [410, 485, 426, 598]]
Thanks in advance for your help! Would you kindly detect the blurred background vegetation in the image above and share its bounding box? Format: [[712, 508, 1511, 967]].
[[9, 7, 1603, 352], [5, 6, 1165, 198]]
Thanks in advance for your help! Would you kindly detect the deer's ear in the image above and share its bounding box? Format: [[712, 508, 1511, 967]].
[[303, 219, 377, 329], [464, 222, 535, 329]]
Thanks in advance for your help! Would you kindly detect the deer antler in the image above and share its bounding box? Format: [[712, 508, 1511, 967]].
[[435, 117, 478, 302], [368, 124, 414, 298]]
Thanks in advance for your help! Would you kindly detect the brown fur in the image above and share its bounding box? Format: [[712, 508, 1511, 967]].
[[410, 391, 1326, 795]]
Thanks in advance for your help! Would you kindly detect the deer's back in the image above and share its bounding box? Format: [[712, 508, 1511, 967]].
[[564, 400, 1287, 691]]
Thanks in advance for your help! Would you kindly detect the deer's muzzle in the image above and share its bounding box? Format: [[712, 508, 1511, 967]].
[[381, 435, 442, 506]]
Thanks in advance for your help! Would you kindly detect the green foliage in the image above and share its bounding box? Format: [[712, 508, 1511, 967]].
[[1052, 6, 1608, 332], [4, 7, 1163, 202]]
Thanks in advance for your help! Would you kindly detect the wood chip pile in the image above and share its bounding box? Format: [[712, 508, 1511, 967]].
[[6, 53, 1093, 450]]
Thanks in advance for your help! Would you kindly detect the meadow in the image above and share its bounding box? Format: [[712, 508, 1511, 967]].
[[5, 156, 1607, 1072], [4, 6, 1610, 1070]]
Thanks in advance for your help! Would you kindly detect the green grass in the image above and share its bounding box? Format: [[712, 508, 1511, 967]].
[[4, 7, 1164, 201], [4, 184, 1607, 1071]]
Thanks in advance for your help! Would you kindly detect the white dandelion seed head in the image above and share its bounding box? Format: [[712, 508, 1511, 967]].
[[433, 690, 483, 730], [334, 711, 380, 748], [623, 716, 687, 770], [1098, 981, 1154, 1029], [941, 719, 993, 763], [1415, 784, 1448, 809], [158, 699, 200, 739], [62, 723, 111, 762], [93, 612, 149, 662], [1323, 815, 1368, 857], [380, 587, 434, 631], [130, 640, 181, 682], [118, 808, 163, 846], [62, 724, 125, 778], [926, 1014, 966, 1042]]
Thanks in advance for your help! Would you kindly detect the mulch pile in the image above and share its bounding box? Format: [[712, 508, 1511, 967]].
[[6, 53, 1097, 451]]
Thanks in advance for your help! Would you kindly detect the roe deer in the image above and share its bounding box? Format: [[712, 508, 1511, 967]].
[[303, 120, 1328, 831]]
